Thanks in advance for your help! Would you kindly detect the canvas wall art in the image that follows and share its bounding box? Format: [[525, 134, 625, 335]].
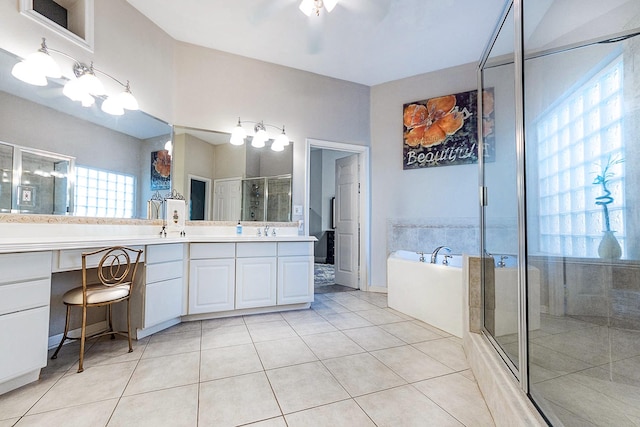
[[150, 149, 171, 190], [403, 89, 495, 169]]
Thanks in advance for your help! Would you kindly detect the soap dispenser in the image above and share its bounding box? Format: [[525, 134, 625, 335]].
[[236, 221, 243, 235]]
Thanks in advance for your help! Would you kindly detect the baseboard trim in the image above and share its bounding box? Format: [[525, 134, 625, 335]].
[[48, 321, 108, 350]]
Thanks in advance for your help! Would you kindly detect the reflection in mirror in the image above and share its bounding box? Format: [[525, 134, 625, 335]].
[[0, 47, 172, 219], [172, 126, 293, 222]]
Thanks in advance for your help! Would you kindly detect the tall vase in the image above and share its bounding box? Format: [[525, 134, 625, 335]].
[[598, 230, 622, 259]]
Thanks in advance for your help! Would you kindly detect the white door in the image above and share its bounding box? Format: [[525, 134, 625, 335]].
[[189, 258, 235, 313], [334, 154, 359, 288], [213, 179, 242, 221]]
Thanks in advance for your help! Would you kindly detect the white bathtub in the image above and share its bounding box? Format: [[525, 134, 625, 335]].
[[387, 250, 541, 339], [387, 250, 464, 337]]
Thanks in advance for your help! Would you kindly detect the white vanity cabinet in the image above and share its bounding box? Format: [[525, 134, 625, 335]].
[[235, 242, 277, 309], [277, 242, 314, 305], [189, 243, 235, 313], [143, 244, 184, 328], [0, 251, 51, 393]]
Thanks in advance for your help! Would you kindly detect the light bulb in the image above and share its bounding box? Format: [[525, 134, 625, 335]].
[[324, 0, 338, 12], [299, 0, 314, 16], [63, 78, 88, 101], [26, 50, 61, 78], [80, 93, 95, 107], [164, 140, 173, 156], [11, 61, 47, 86], [271, 141, 284, 152], [275, 127, 290, 146], [252, 130, 267, 148], [101, 96, 124, 116], [118, 88, 139, 110], [230, 119, 247, 145], [78, 72, 105, 96]]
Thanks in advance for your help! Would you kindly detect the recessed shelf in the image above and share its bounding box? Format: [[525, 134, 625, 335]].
[[19, 0, 94, 52]]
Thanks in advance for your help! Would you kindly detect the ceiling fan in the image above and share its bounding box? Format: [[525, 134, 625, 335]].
[[298, 0, 338, 16]]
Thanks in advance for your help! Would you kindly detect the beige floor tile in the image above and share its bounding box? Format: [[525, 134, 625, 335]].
[[352, 291, 388, 308], [459, 369, 477, 382], [266, 361, 349, 414], [356, 384, 463, 426], [323, 353, 406, 396], [568, 368, 640, 418], [244, 312, 285, 324], [317, 299, 350, 313], [200, 324, 252, 350], [539, 314, 594, 335], [342, 326, 405, 351], [245, 417, 288, 426], [124, 352, 199, 396], [0, 372, 64, 420], [532, 375, 638, 426], [384, 307, 413, 320], [0, 419, 19, 427], [200, 316, 245, 330], [154, 320, 201, 336], [29, 361, 137, 414], [285, 399, 375, 427], [81, 336, 149, 368], [325, 295, 379, 312], [254, 337, 318, 369], [380, 321, 444, 344], [322, 312, 373, 330], [45, 342, 83, 374], [301, 331, 365, 360], [288, 318, 338, 336], [17, 399, 117, 427], [371, 345, 454, 383], [247, 320, 298, 342], [411, 320, 452, 338], [109, 384, 198, 427], [199, 372, 281, 426], [281, 309, 324, 323], [414, 373, 495, 427], [143, 329, 201, 359], [412, 337, 469, 371], [200, 343, 263, 381], [354, 308, 404, 325]]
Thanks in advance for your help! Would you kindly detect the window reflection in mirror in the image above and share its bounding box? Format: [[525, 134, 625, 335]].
[[0, 47, 172, 219], [173, 126, 293, 221]]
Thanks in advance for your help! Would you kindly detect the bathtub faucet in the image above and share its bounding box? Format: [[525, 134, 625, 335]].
[[431, 246, 451, 264], [416, 252, 426, 262]]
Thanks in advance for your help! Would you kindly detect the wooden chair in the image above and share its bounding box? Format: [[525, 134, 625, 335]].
[[51, 246, 143, 373]]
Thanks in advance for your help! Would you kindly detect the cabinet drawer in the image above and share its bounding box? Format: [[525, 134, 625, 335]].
[[0, 305, 49, 383], [278, 242, 313, 257], [190, 243, 235, 259], [56, 246, 144, 272], [236, 242, 277, 258], [0, 278, 51, 316], [146, 244, 183, 264], [146, 261, 183, 283], [0, 252, 51, 282], [144, 278, 183, 327]]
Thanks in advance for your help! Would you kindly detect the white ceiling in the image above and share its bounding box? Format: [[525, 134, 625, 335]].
[[126, 0, 507, 86]]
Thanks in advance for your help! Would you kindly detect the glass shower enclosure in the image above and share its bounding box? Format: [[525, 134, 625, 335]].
[[480, 1, 640, 425]]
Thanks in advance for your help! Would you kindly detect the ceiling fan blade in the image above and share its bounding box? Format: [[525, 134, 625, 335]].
[[307, 14, 325, 54], [341, 0, 391, 22], [248, 0, 294, 25]]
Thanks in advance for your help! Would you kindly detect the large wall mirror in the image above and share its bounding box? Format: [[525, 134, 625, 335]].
[[172, 126, 293, 222], [0, 47, 172, 219]]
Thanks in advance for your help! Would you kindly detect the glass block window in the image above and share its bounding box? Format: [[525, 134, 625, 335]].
[[537, 56, 625, 257], [75, 166, 135, 218]]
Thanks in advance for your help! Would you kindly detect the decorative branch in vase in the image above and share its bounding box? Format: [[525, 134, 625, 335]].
[[593, 154, 624, 259]]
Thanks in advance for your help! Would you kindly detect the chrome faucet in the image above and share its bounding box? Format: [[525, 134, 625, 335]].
[[443, 254, 452, 266], [498, 255, 508, 268], [264, 224, 270, 236], [416, 251, 426, 262], [431, 246, 451, 264]]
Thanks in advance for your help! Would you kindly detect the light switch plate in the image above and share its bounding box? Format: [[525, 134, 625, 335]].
[[293, 205, 303, 215]]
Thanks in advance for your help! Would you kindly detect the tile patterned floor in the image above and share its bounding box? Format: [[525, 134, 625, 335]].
[[497, 314, 640, 427], [0, 291, 495, 427]]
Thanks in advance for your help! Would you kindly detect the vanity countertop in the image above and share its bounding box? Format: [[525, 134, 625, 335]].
[[0, 234, 315, 254]]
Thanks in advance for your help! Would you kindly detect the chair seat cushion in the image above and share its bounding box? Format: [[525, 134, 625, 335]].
[[62, 283, 131, 305]]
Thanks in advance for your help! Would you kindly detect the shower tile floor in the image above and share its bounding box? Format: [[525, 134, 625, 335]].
[[0, 291, 495, 427], [498, 314, 640, 426]]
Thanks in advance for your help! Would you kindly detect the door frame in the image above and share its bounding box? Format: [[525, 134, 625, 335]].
[[305, 138, 370, 291], [187, 174, 212, 221]]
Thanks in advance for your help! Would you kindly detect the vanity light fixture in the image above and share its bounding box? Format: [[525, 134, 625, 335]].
[[230, 118, 290, 152], [299, 0, 338, 16], [11, 38, 139, 116]]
